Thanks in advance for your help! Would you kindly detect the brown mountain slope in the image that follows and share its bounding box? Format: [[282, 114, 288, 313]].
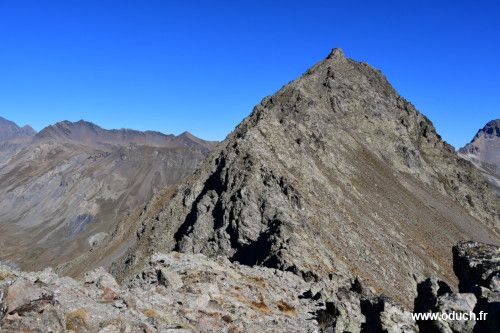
[[0, 120, 215, 272], [113, 49, 499, 307]]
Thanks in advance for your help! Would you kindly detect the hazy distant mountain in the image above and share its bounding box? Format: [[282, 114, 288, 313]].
[[0, 117, 37, 168], [0, 116, 36, 142], [114, 49, 499, 308], [459, 119, 500, 195], [0, 118, 216, 272]]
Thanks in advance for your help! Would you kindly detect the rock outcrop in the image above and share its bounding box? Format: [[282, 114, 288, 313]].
[[459, 119, 500, 196], [115, 49, 500, 306], [1, 241, 498, 332]]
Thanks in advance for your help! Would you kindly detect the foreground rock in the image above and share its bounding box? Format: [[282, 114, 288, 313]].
[[1, 251, 415, 332], [1, 241, 499, 332]]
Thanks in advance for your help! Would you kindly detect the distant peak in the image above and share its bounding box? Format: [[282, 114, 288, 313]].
[[480, 119, 500, 138], [21, 125, 36, 135], [179, 131, 195, 138], [327, 47, 346, 60], [0, 116, 36, 140]]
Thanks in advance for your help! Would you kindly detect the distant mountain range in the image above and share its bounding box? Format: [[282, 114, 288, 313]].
[[0, 117, 216, 272]]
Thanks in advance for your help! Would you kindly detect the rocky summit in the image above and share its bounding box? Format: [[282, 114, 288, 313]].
[[0, 119, 216, 274], [459, 119, 500, 196], [114, 49, 499, 308]]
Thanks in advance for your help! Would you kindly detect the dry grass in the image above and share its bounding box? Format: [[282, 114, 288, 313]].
[[65, 308, 89, 332], [142, 308, 160, 319], [0, 269, 14, 281], [277, 300, 296, 316], [250, 294, 271, 314]]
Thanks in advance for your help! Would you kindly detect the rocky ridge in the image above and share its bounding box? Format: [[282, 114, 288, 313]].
[[114, 49, 500, 306], [0, 116, 36, 142], [0, 241, 498, 332]]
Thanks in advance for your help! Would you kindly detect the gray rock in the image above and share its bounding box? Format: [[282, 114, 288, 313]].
[[435, 293, 476, 333], [5, 280, 54, 315], [379, 298, 418, 333], [453, 241, 500, 293], [157, 267, 183, 290]]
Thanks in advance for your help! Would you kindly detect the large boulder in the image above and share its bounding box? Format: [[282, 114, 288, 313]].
[[453, 241, 500, 293]]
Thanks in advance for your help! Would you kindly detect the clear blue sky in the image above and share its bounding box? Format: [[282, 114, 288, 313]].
[[0, 1, 498, 147]]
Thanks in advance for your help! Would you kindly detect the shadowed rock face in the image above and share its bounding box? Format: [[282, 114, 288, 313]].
[[0, 119, 216, 273], [459, 119, 500, 196], [114, 48, 500, 307]]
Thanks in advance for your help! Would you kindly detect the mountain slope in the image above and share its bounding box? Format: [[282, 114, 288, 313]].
[[0, 120, 215, 272], [0, 116, 36, 142], [114, 49, 499, 307], [459, 119, 500, 195], [0, 116, 36, 167]]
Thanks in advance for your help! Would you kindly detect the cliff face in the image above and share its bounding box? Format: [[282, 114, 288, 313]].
[[459, 119, 500, 196], [0, 119, 215, 273], [114, 49, 499, 306]]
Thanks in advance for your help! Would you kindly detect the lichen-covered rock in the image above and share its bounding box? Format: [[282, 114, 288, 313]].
[[379, 298, 418, 333], [434, 293, 477, 333]]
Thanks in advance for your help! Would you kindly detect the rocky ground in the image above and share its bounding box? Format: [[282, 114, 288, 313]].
[[0, 241, 498, 332]]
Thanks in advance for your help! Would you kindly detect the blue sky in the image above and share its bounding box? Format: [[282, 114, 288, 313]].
[[0, 1, 498, 147]]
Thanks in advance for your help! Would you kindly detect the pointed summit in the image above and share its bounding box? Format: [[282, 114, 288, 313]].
[[459, 119, 500, 194], [327, 47, 345, 60], [117, 49, 499, 307]]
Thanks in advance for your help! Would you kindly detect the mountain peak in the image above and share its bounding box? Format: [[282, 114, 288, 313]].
[[459, 119, 500, 187], [480, 119, 500, 139], [327, 47, 345, 60], [0, 116, 36, 141], [117, 48, 500, 308]]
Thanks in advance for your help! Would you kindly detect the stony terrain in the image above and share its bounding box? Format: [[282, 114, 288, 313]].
[[0, 119, 215, 273], [1, 241, 498, 332], [114, 49, 500, 307], [459, 120, 500, 196]]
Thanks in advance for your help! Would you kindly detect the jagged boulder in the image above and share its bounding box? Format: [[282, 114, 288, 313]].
[[379, 297, 418, 333], [452, 241, 500, 333], [453, 241, 500, 293], [434, 293, 477, 333]]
